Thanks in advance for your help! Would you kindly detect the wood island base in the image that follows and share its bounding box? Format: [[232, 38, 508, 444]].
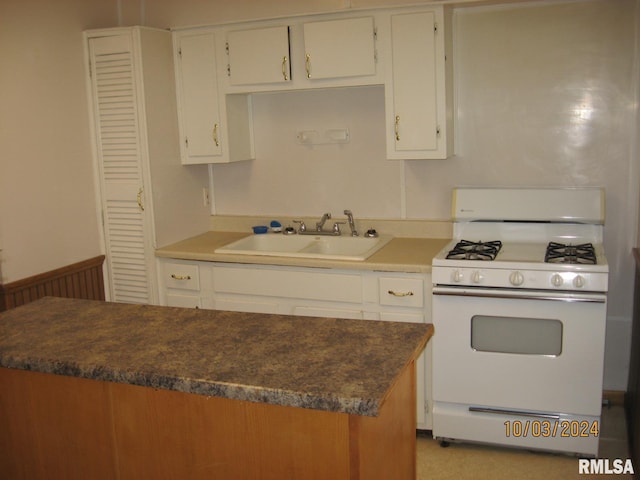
[[0, 361, 417, 480]]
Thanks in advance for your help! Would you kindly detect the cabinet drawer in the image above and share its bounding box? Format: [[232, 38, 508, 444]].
[[214, 266, 362, 303], [162, 263, 200, 291], [379, 277, 424, 308], [165, 293, 201, 309]]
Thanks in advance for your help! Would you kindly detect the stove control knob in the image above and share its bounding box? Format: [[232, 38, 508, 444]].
[[451, 270, 464, 283], [471, 271, 483, 284], [551, 274, 564, 287], [509, 271, 524, 286], [573, 275, 586, 288]]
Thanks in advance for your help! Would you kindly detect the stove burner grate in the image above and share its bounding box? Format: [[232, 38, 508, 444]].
[[545, 242, 597, 265], [446, 240, 503, 261]]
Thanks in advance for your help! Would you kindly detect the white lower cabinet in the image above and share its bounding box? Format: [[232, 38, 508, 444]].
[[158, 259, 214, 310], [379, 311, 430, 429], [363, 272, 432, 430], [157, 259, 432, 429]]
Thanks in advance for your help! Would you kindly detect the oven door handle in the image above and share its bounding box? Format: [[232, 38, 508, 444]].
[[432, 286, 606, 303], [469, 406, 561, 420]]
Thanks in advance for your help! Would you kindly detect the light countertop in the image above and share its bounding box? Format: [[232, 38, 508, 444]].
[[0, 297, 433, 416], [156, 231, 451, 273]]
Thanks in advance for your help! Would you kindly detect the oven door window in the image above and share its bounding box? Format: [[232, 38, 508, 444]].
[[471, 315, 562, 356]]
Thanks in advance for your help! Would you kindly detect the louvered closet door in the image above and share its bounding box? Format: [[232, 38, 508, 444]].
[[88, 33, 154, 304]]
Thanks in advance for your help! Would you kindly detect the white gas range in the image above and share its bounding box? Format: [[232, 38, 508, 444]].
[[431, 187, 608, 457]]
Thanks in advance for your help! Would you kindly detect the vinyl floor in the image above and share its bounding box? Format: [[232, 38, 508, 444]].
[[416, 405, 634, 479]]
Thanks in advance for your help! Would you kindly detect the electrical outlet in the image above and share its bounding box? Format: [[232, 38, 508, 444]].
[[202, 188, 210, 207]]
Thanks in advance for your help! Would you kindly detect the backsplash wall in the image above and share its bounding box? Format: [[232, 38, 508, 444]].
[[211, 0, 639, 390], [213, 86, 400, 219]]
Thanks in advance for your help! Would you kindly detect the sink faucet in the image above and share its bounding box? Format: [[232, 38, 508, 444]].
[[316, 212, 332, 231], [296, 213, 343, 235], [344, 210, 358, 236]]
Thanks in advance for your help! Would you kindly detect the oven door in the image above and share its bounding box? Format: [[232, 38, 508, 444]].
[[432, 286, 606, 417]]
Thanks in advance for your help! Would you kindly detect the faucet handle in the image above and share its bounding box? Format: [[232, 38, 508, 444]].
[[292, 220, 306, 233], [343, 209, 358, 236], [332, 221, 346, 235]]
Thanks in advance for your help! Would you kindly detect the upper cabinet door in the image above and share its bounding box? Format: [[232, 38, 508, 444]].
[[175, 32, 223, 163], [227, 26, 291, 85], [391, 12, 438, 153], [387, 9, 451, 159], [303, 17, 376, 80]]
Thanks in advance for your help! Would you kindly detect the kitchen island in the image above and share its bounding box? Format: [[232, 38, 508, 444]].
[[0, 297, 432, 479]]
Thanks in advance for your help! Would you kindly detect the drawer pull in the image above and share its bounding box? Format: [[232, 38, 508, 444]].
[[388, 290, 414, 297], [171, 274, 192, 281]]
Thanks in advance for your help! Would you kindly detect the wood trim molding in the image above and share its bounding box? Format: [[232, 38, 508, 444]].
[[0, 256, 106, 312], [604, 390, 625, 407]]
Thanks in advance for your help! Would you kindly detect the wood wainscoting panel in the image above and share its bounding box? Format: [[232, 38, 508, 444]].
[[0, 255, 105, 311]]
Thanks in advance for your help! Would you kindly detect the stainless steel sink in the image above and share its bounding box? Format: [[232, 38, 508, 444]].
[[214, 233, 392, 261]]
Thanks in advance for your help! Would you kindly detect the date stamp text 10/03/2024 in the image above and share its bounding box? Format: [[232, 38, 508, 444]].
[[504, 420, 599, 438]]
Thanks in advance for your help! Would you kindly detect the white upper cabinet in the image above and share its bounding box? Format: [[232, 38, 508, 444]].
[[385, 9, 452, 159], [175, 32, 222, 163], [172, 5, 451, 162], [225, 18, 375, 86], [219, 14, 381, 92], [227, 26, 291, 85], [174, 30, 254, 164], [302, 17, 376, 80]]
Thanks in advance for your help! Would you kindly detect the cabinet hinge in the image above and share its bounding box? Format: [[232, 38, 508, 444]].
[[88, 60, 92, 78]]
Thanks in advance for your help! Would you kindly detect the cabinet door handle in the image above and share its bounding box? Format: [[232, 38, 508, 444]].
[[212, 123, 219, 147], [171, 274, 192, 280], [282, 56, 289, 81], [388, 290, 414, 297], [394, 115, 400, 141], [305, 53, 311, 79], [137, 188, 144, 211]]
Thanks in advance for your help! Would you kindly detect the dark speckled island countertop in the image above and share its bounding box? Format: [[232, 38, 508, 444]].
[[0, 296, 433, 417]]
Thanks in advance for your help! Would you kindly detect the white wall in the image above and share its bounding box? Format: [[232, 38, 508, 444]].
[[213, 86, 402, 218], [0, 0, 118, 283]]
